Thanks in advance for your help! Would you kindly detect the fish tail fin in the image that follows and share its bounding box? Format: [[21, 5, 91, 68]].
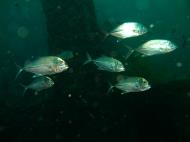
[[15, 69, 23, 80], [19, 84, 28, 96], [101, 31, 109, 42], [83, 52, 93, 65], [14, 63, 23, 80], [124, 46, 135, 60], [106, 82, 114, 95]]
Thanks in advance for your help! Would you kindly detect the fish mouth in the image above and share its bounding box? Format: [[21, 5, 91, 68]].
[[140, 27, 148, 35], [120, 66, 125, 71], [121, 67, 125, 70], [141, 84, 151, 91], [65, 64, 69, 69], [146, 84, 151, 90], [58, 64, 69, 72], [119, 68, 125, 72], [167, 47, 176, 52]]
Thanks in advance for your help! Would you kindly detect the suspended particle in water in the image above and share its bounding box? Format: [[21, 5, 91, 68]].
[[187, 92, 190, 97], [76, 133, 81, 138], [88, 112, 95, 119], [176, 62, 183, 68], [17, 26, 29, 39], [149, 24, 155, 28], [185, 114, 189, 118], [59, 111, 64, 114], [56, 118, 59, 122], [57, 5, 62, 9], [0, 126, 6, 132], [187, 37, 190, 42], [75, 52, 79, 56], [56, 134, 62, 140], [81, 98, 88, 104], [92, 101, 99, 108], [101, 127, 109, 133], [7, 50, 11, 54], [34, 91, 39, 95], [123, 114, 127, 118], [68, 120, 72, 124], [68, 94, 72, 98], [38, 116, 43, 121]]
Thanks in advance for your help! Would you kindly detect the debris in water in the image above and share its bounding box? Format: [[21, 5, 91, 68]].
[[17, 26, 29, 39]]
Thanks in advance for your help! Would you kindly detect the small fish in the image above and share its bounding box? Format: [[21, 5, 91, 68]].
[[109, 22, 148, 39], [84, 53, 125, 72], [136, 39, 177, 57], [108, 76, 151, 94], [58, 50, 74, 60], [124, 39, 177, 59], [15, 56, 69, 79], [20, 76, 55, 95]]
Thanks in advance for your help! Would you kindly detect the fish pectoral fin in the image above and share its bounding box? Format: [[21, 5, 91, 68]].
[[141, 54, 148, 57], [121, 91, 128, 95], [32, 74, 43, 78]]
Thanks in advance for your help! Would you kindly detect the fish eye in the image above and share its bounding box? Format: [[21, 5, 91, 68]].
[[139, 78, 147, 85], [142, 80, 147, 84]]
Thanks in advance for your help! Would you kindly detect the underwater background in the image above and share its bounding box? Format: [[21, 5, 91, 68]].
[[0, 0, 190, 141]]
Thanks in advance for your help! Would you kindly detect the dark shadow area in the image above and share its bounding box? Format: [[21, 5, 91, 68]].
[[0, 75, 190, 142], [41, 0, 104, 54]]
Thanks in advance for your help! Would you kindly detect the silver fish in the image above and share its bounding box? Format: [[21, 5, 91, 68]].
[[84, 53, 125, 72], [21, 76, 55, 95], [110, 22, 148, 39], [136, 39, 177, 56], [124, 39, 177, 60], [108, 76, 151, 94], [58, 50, 74, 60], [15, 56, 69, 79]]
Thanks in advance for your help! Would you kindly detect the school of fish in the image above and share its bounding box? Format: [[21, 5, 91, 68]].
[[15, 22, 178, 95]]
